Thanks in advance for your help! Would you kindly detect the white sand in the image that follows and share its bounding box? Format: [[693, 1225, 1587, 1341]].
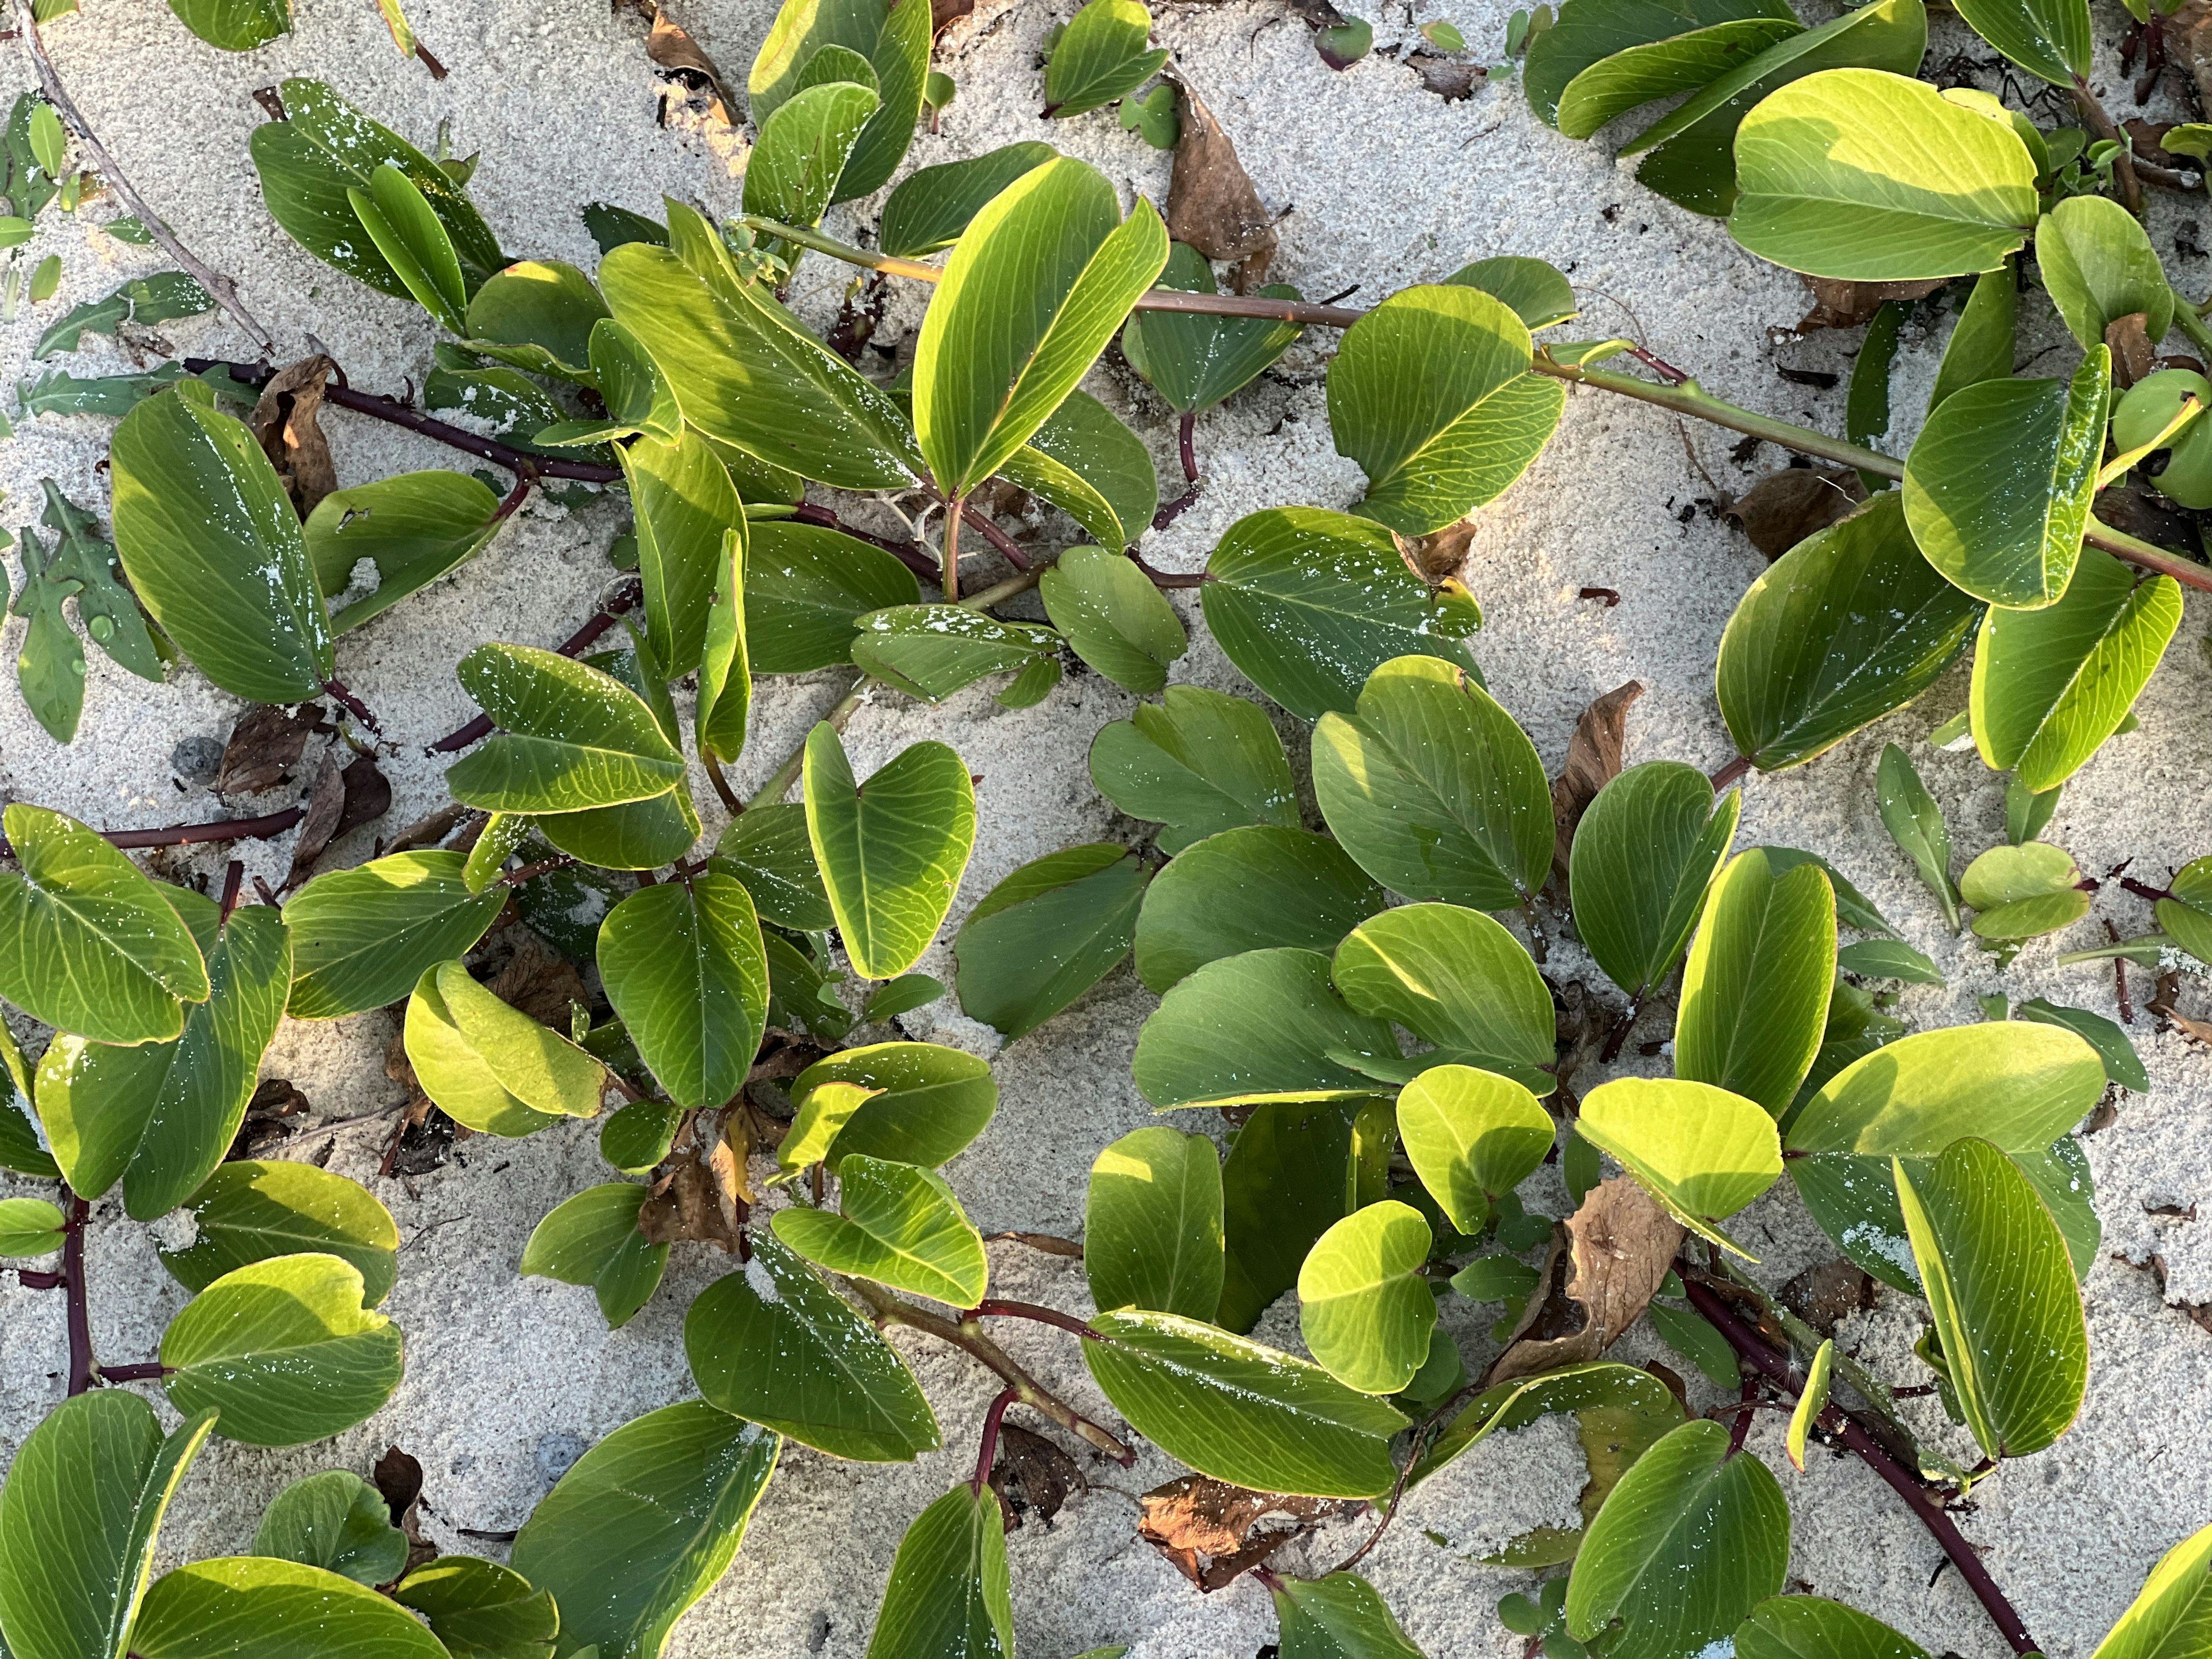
[[5, 1, 2212, 1655]]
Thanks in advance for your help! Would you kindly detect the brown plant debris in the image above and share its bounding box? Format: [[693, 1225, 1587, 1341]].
[[618, 0, 736, 123], [1167, 83, 1277, 287], [2150, 971, 2212, 1045], [249, 355, 340, 520], [1795, 276, 1945, 332], [641, 1112, 748, 1248], [1550, 680, 1643, 885], [371, 1446, 441, 1578], [931, 0, 976, 33], [2168, 0, 2212, 119], [1408, 52, 1483, 100], [287, 753, 392, 887], [1779, 1259, 1879, 1336], [217, 702, 326, 796], [485, 929, 590, 1033], [1486, 1176, 1685, 1386], [2107, 312, 2157, 389], [1137, 1474, 1354, 1589], [1397, 520, 1475, 584], [1724, 466, 1865, 559], [2093, 480, 2203, 558], [226, 1077, 309, 1160], [990, 1425, 1084, 1529]]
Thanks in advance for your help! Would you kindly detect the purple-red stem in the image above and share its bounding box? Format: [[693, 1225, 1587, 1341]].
[[96, 1363, 173, 1383], [960, 503, 1033, 571], [1710, 755, 1752, 791], [217, 859, 245, 923], [1178, 412, 1198, 483], [1682, 1279, 2037, 1656], [972, 1385, 1018, 1493], [790, 502, 938, 581], [101, 806, 304, 851], [1726, 1373, 1759, 1455], [428, 579, 643, 754], [968, 1298, 1101, 1341], [321, 678, 382, 735], [16, 1268, 63, 1289], [62, 1192, 92, 1397]]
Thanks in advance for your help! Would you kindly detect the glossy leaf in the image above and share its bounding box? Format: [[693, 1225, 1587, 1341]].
[[1272, 1573, 1429, 1659], [865, 1484, 1013, 1659], [955, 843, 1147, 1040], [748, 518, 922, 674], [1567, 761, 1738, 998], [1787, 1020, 2104, 1157], [1085, 1125, 1225, 1318], [348, 162, 469, 333], [1298, 1199, 1438, 1394], [2112, 370, 2212, 510], [1333, 904, 1556, 1090], [851, 604, 1061, 703], [2038, 195, 2173, 350], [1396, 1063, 1555, 1234], [1120, 241, 1304, 414], [167, 0, 289, 48], [251, 1471, 408, 1588], [1785, 1342, 1834, 1472], [1135, 825, 1386, 993], [878, 142, 1057, 257], [685, 1230, 941, 1461], [1088, 685, 1297, 854], [622, 429, 744, 679], [743, 80, 881, 235], [748, 0, 931, 203], [446, 643, 685, 815], [1873, 742, 1957, 930], [804, 724, 977, 980], [2088, 1522, 2212, 1659], [159, 1160, 399, 1307], [1005, 391, 1162, 554], [0, 1195, 65, 1255], [284, 850, 506, 1020], [1675, 849, 1835, 1118], [307, 470, 505, 634], [1448, 255, 1581, 331], [788, 1042, 998, 1171], [772, 1153, 989, 1304], [1221, 1100, 1391, 1332], [1577, 1077, 1782, 1254], [1556, 16, 1803, 139], [1835, 938, 1944, 985], [405, 960, 605, 1137], [1523, 0, 1798, 126], [1037, 544, 1183, 702], [389, 1556, 559, 1659], [1953, 0, 2089, 83], [1931, 262, 2018, 410], [131, 1559, 446, 1659], [598, 873, 770, 1111], [1133, 947, 1396, 1110], [520, 1181, 668, 1329], [461, 258, 607, 381], [2017, 998, 2149, 1092], [1045, 0, 1169, 115], [1960, 842, 2090, 939], [1737, 1597, 1931, 1659]]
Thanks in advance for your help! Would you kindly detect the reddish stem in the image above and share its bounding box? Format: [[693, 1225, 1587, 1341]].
[[62, 1192, 92, 1397], [493, 474, 534, 520], [960, 503, 1033, 571], [1128, 548, 1207, 588], [1710, 755, 1752, 791], [101, 806, 304, 851], [427, 580, 643, 753], [789, 502, 938, 581], [972, 1385, 1018, 1494], [15, 1268, 63, 1289], [968, 1298, 1101, 1340], [217, 859, 245, 923], [1178, 412, 1198, 483], [95, 1362, 173, 1383], [321, 678, 382, 735]]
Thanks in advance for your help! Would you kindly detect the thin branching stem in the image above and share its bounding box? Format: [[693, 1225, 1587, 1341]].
[[97, 806, 305, 851]]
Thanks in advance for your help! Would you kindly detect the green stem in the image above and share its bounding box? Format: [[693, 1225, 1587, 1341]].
[[2176, 300, 2212, 362]]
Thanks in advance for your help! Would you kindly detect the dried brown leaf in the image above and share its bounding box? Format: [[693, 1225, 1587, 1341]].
[[1396, 520, 1475, 584], [484, 929, 589, 1032], [1486, 1176, 1684, 1387], [371, 1446, 440, 1577], [2152, 976, 2212, 1046], [990, 1424, 1084, 1530], [1643, 1358, 1689, 1416], [1796, 276, 1945, 332], [286, 753, 392, 887], [640, 1113, 748, 1249], [2093, 480, 2204, 558], [2169, 1, 2212, 118], [1550, 680, 1643, 885], [1407, 51, 1483, 100], [619, 0, 735, 124], [1168, 84, 1277, 287], [2108, 312, 2157, 390], [1723, 466, 1865, 559], [931, 0, 976, 32], [382, 802, 472, 856], [217, 702, 325, 796], [1137, 1474, 1350, 1588], [2125, 119, 2186, 171], [1778, 1258, 1878, 1336], [250, 355, 340, 520], [226, 1077, 309, 1160]]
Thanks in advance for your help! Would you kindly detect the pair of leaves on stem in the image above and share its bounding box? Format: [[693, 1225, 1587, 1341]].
[[8, 479, 169, 745]]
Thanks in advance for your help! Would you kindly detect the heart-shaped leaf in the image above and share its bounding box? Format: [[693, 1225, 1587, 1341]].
[[1787, 1020, 2104, 1156], [955, 842, 1148, 1041], [0, 1392, 215, 1659], [1448, 256, 1580, 331], [1328, 285, 1562, 536], [1565, 1419, 1790, 1659], [109, 384, 334, 703], [1298, 1199, 1438, 1394], [0, 804, 208, 1046], [1085, 1125, 1224, 1318], [913, 155, 1168, 499], [250, 1471, 408, 1588], [461, 258, 607, 381], [772, 1153, 988, 1304], [1716, 493, 1979, 771], [1006, 392, 1162, 555], [1895, 1136, 2087, 1459], [1134, 947, 1397, 1110], [283, 849, 506, 1020], [2090, 1522, 2212, 1659], [29, 895, 285, 1219], [788, 1042, 999, 1170], [1135, 825, 1387, 993], [850, 604, 1062, 703], [748, 0, 931, 203], [1085, 1309, 1410, 1495], [507, 1402, 779, 1659], [1675, 849, 1836, 1118], [747, 517, 921, 673], [1044, 0, 1169, 116], [804, 724, 978, 980], [404, 960, 607, 1135], [867, 1484, 1014, 1659], [1971, 548, 2181, 791], [306, 470, 505, 635], [1396, 1063, 1555, 1234], [1959, 841, 2090, 940], [1039, 547, 1185, 694], [743, 80, 881, 237], [1952, 0, 2089, 84], [1271, 1573, 1429, 1658], [878, 142, 1058, 257], [1120, 241, 1304, 414], [621, 428, 744, 678], [1556, 16, 1803, 138], [1729, 65, 2037, 279], [1737, 1595, 1931, 1659], [1577, 1077, 1783, 1255], [520, 1181, 668, 1329], [1333, 904, 1557, 1090], [446, 643, 686, 815], [598, 873, 769, 1111], [1523, 0, 1798, 126], [1313, 653, 1554, 908], [389, 1556, 558, 1659], [160, 1253, 403, 1446], [1089, 685, 1297, 853], [131, 1558, 447, 1659], [1202, 506, 1483, 719], [158, 1161, 399, 1307], [2037, 195, 2173, 351], [1567, 761, 1738, 998]]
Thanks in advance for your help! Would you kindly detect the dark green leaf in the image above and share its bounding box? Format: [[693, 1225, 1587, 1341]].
[[1675, 848, 1835, 1117], [1334, 903, 1556, 1088], [804, 724, 976, 980], [1218, 1099, 1391, 1331], [520, 1182, 669, 1328], [1568, 761, 1737, 998], [460, 258, 607, 381], [1132, 947, 1396, 1110], [878, 142, 1057, 257], [251, 1471, 408, 1588], [865, 1484, 1013, 1659], [1120, 241, 1303, 414], [1006, 393, 1162, 554], [1088, 685, 1297, 854], [1272, 1573, 1428, 1659], [954, 843, 1147, 1040], [598, 873, 768, 1111], [2016, 998, 2147, 1091], [747, 518, 921, 674], [850, 604, 1061, 703], [1135, 825, 1387, 993], [389, 1557, 558, 1659], [283, 849, 507, 1020], [714, 802, 834, 931], [131, 1558, 445, 1659], [306, 470, 505, 635], [36, 272, 213, 359]]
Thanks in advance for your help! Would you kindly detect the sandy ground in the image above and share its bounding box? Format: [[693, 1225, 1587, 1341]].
[[3, 1, 2211, 1655]]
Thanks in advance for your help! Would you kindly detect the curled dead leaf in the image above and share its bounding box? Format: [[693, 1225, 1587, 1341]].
[[217, 701, 326, 797], [2150, 971, 2212, 1046], [226, 1077, 309, 1160], [1778, 1257, 1878, 1337], [990, 1424, 1084, 1530], [1485, 1176, 1684, 1387], [2093, 480, 2203, 559], [484, 928, 589, 1033], [1168, 83, 1277, 289], [1407, 52, 1483, 100], [641, 1111, 748, 1248], [286, 752, 392, 888], [1137, 1474, 1353, 1590], [2107, 311, 2156, 390], [371, 1446, 440, 1577], [2168, 1, 2212, 120], [1396, 519, 1475, 584], [1550, 680, 1643, 885], [249, 355, 340, 520], [1795, 276, 1945, 333], [618, 0, 735, 124], [1722, 465, 1865, 559]]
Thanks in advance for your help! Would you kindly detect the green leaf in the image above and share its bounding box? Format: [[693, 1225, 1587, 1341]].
[[0, 1392, 214, 1659], [2004, 774, 2061, 844], [109, 385, 333, 703], [954, 843, 1147, 1041], [804, 724, 977, 980], [1085, 1125, 1224, 1318], [1566, 762, 1738, 998], [283, 850, 505, 1020], [1045, 0, 1169, 115], [1648, 1299, 1742, 1388], [2037, 195, 2172, 350], [1555, 16, 1802, 139], [520, 1181, 668, 1329], [743, 80, 881, 237], [461, 258, 607, 381], [1522, 0, 1797, 126], [621, 429, 744, 679], [2089, 1522, 2212, 1659], [1202, 506, 1483, 720], [1134, 948, 1397, 1110], [1334, 904, 1556, 1090], [26, 97, 66, 173], [130, 1559, 446, 1659], [1219, 1099, 1392, 1332], [348, 162, 469, 332], [1003, 392, 1162, 554], [1447, 255, 1582, 330], [534, 317, 682, 446], [1737, 1597, 1932, 1659], [1135, 825, 1386, 993], [2011, 1133, 2099, 1280], [774, 1081, 877, 1180], [445, 643, 686, 815], [1895, 1137, 2088, 1459], [2017, 998, 2148, 1092], [390, 1557, 558, 1659], [1272, 1573, 1429, 1659], [1971, 549, 2181, 791], [1565, 1419, 1790, 1659], [1577, 1077, 1782, 1255], [1952, 0, 2088, 82], [2160, 857, 2212, 967], [1931, 262, 2018, 411], [0, 1195, 64, 1256], [404, 960, 607, 1135], [913, 155, 1168, 498], [1715, 493, 1978, 771], [772, 1153, 988, 1304], [35, 272, 214, 359], [1675, 849, 1835, 1118], [1298, 1199, 1438, 1394], [598, 873, 769, 1111], [1958, 841, 2090, 940], [709, 817, 825, 944], [306, 470, 505, 635], [1728, 64, 2039, 278], [1313, 652, 1553, 908], [790, 1042, 997, 1170], [251, 1471, 408, 1588], [1785, 1340, 1834, 1471], [1873, 742, 1958, 930], [507, 1400, 780, 1659], [27, 478, 167, 686], [2112, 369, 2212, 510], [851, 604, 1061, 703], [0, 1018, 60, 1180], [1120, 241, 1304, 414], [1084, 1309, 1409, 1495], [878, 142, 1058, 257], [1835, 938, 1944, 984], [747, 518, 921, 673], [685, 1230, 941, 1460], [863, 973, 943, 1021], [158, 1160, 400, 1308], [1328, 284, 1562, 535], [1397, 1064, 1556, 1234], [1904, 350, 2109, 608], [598, 218, 921, 491], [1089, 685, 1297, 854], [1787, 1020, 2104, 1156], [865, 1484, 1014, 1659], [160, 1253, 404, 1446], [0, 804, 207, 1046], [748, 0, 931, 203], [422, 367, 584, 464]]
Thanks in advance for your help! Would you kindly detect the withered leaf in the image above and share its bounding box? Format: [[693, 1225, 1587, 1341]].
[[990, 1424, 1083, 1531], [382, 802, 472, 856], [1779, 1258, 1878, 1336], [747, 1028, 831, 1090], [640, 1113, 747, 1249], [2167, 1, 2212, 121], [370, 1446, 440, 1577], [1167, 83, 1277, 288], [2093, 480, 2203, 557], [217, 702, 326, 796], [2150, 972, 2212, 1046], [286, 752, 392, 887], [1137, 1474, 1351, 1589], [1485, 1176, 1684, 1387], [1550, 680, 1643, 885], [2124, 119, 2186, 172], [618, 0, 735, 124], [1643, 1358, 1688, 1416], [1397, 519, 1475, 584], [249, 355, 340, 520], [931, 0, 976, 32], [2108, 312, 2156, 390], [484, 928, 589, 1032], [226, 1077, 309, 1160], [1722, 465, 1865, 559], [2145, 1253, 2212, 1336], [1408, 52, 1482, 100], [1796, 276, 1945, 332]]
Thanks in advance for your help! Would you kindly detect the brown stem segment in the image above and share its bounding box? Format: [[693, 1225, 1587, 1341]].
[[1710, 755, 1753, 791], [960, 503, 1032, 571], [62, 1192, 92, 1397], [2071, 76, 2145, 215], [94, 1362, 174, 1384], [101, 806, 305, 851], [972, 1385, 1018, 1494], [1682, 1279, 2038, 1657], [1178, 412, 1199, 483], [968, 1298, 1102, 1341]]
